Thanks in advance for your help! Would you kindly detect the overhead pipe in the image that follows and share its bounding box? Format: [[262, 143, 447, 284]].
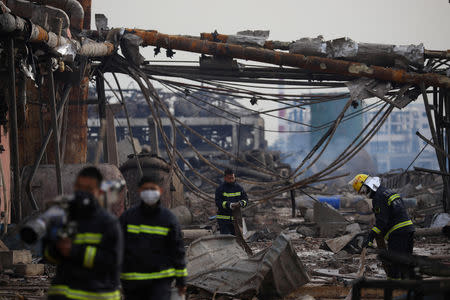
[[4, 0, 70, 34], [126, 29, 450, 89], [0, 13, 114, 57], [34, 0, 84, 31]]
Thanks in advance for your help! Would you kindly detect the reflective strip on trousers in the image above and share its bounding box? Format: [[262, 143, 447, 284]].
[[73, 233, 102, 245], [127, 224, 170, 236], [83, 246, 97, 269], [384, 220, 413, 240], [216, 215, 234, 220], [121, 268, 177, 280], [48, 285, 120, 300], [175, 268, 188, 277], [223, 192, 241, 197], [372, 227, 381, 234], [387, 194, 400, 206]]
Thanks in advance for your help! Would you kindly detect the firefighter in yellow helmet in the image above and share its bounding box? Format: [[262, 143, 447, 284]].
[[349, 174, 415, 279]]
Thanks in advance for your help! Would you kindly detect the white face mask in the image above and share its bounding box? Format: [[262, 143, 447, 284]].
[[140, 189, 161, 206]]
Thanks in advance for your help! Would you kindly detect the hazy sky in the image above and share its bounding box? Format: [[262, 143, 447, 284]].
[[91, 0, 450, 144], [92, 0, 449, 49]]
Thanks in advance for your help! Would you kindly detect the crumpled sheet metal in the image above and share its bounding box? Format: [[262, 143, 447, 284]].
[[187, 234, 310, 299], [290, 36, 424, 67], [345, 77, 392, 102], [227, 30, 270, 47]]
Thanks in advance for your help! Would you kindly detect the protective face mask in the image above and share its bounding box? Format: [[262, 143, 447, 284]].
[[140, 189, 161, 206]]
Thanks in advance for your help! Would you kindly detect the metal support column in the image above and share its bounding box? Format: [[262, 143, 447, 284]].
[[96, 74, 109, 163], [149, 118, 160, 156], [48, 61, 63, 195], [8, 38, 21, 221]]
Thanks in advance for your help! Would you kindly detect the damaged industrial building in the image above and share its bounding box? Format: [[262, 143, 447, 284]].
[[0, 0, 448, 299]]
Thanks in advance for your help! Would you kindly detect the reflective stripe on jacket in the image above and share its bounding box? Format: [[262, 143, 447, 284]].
[[370, 186, 414, 240], [215, 182, 248, 219], [119, 201, 187, 287], [44, 204, 123, 296]]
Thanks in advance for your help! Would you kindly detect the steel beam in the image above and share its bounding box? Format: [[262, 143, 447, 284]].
[[47, 61, 63, 195], [8, 38, 21, 221], [126, 29, 450, 88]]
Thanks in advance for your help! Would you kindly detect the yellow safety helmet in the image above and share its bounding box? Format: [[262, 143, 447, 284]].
[[349, 174, 369, 193]]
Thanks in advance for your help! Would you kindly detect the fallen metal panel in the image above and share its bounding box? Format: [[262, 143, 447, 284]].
[[187, 234, 310, 298]]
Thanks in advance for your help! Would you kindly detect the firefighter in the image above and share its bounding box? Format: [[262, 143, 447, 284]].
[[349, 174, 415, 279], [120, 172, 187, 300], [44, 167, 123, 300], [215, 168, 249, 235]]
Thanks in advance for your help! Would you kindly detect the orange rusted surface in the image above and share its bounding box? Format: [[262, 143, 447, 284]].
[[78, 0, 91, 30], [200, 32, 229, 43], [126, 29, 450, 88], [200, 32, 275, 49], [18, 80, 47, 168], [0, 122, 11, 224], [33, 25, 49, 43]]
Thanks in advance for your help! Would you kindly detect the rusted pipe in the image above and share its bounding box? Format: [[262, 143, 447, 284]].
[[77, 0, 91, 30], [34, 0, 84, 31], [5, 0, 70, 34], [126, 29, 450, 89], [424, 49, 450, 59], [200, 32, 290, 50]]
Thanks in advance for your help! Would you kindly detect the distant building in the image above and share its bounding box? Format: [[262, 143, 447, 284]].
[[274, 96, 438, 174], [364, 102, 438, 173]]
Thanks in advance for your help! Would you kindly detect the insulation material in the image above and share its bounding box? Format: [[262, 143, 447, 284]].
[[290, 36, 424, 67], [5, 0, 70, 36], [227, 30, 270, 47], [289, 36, 327, 57], [120, 33, 145, 66], [345, 78, 392, 102]]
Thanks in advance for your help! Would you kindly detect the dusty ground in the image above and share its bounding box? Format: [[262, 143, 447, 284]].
[[1, 194, 449, 300]]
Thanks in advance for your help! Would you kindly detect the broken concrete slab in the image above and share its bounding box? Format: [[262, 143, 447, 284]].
[[182, 229, 213, 245], [325, 233, 359, 253], [187, 234, 310, 299], [14, 264, 44, 276], [319, 222, 347, 238], [346, 223, 361, 234], [0, 250, 32, 268]]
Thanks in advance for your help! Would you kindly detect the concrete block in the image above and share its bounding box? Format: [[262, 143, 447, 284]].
[[346, 223, 361, 234], [313, 202, 347, 223], [319, 222, 347, 238], [0, 250, 32, 268], [14, 264, 45, 276]]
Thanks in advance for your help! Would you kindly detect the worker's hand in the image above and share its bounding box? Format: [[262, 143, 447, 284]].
[[230, 202, 240, 209], [362, 234, 374, 249], [177, 285, 187, 296], [56, 238, 72, 257]]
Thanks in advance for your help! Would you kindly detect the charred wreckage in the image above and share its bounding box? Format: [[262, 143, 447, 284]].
[[0, 0, 449, 299]]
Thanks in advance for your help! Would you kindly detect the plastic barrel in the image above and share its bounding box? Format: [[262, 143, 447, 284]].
[[317, 196, 341, 209]]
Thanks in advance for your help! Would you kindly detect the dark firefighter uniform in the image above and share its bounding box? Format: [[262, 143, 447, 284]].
[[215, 181, 248, 235], [367, 185, 415, 279], [119, 201, 187, 300], [44, 201, 123, 300]]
